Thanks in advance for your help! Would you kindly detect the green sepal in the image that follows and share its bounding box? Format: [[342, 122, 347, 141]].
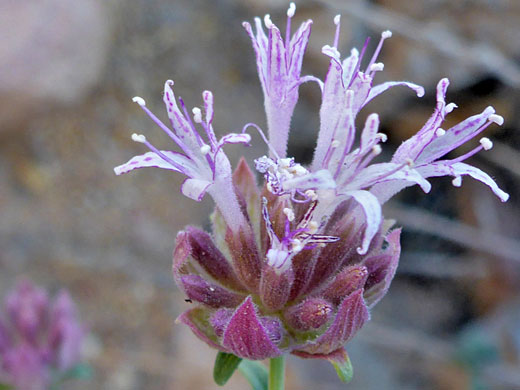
[[0, 383, 13, 390], [331, 350, 353, 383], [238, 360, 268, 390], [213, 352, 243, 386]]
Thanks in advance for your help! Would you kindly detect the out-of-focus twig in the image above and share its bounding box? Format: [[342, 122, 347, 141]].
[[386, 203, 520, 263], [317, 0, 520, 87]]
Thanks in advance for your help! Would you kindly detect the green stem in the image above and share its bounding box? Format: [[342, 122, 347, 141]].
[[268, 355, 286, 390]]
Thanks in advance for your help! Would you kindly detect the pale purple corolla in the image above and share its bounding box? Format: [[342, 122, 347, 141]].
[[114, 3, 508, 380], [0, 280, 86, 390], [114, 80, 251, 232]]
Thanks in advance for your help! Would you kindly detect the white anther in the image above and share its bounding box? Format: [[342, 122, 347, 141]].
[[200, 144, 211, 155], [445, 103, 457, 113], [290, 165, 308, 176], [382, 30, 392, 39], [331, 140, 340, 148], [489, 114, 504, 126], [132, 96, 146, 106], [192, 107, 202, 123], [209, 287, 215, 292], [405, 158, 415, 167], [480, 137, 493, 151], [264, 14, 273, 28], [372, 145, 382, 155], [435, 128, 446, 137], [131, 133, 147, 143], [279, 158, 292, 168], [334, 14, 341, 25], [283, 207, 295, 222], [377, 133, 388, 142], [291, 239, 303, 253], [305, 190, 318, 201], [452, 176, 462, 187], [287, 2, 296, 17], [308, 221, 319, 234], [369, 62, 384, 72]]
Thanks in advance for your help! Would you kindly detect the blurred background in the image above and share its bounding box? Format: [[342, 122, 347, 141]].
[[0, 0, 519, 389]]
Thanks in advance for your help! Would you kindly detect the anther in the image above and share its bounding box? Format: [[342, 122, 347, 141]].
[[435, 128, 446, 137], [369, 63, 384, 72], [264, 14, 273, 29], [200, 144, 211, 155], [489, 114, 504, 126], [131, 133, 147, 143], [308, 221, 319, 234], [287, 2, 296, 17], [452, 176, 462, 187], [305, 190, 318, 201], [372, 145, 382, 155], [480, 137, 493, 151], [283, 207, 295, 222], [132, 97, 146, 106], [382, 30, 392, 39], [334, 14, 341, 25], [445, 103, 457, 114], [377, 133, 388, 142], [192, 107, 202, 123]]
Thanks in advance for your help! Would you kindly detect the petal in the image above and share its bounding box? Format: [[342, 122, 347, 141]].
[[416, 106, 496, 165], [301, 289, 369, 355], [114, 151, 195, 176], [218, 133, 251, 147], [181, 178, 212, 201], [417, 161, 509, 202], [365, 80, 424, 105], [222, 296, 282, 360], [359, 113, 380, 153], [173, 228, 246, 292], [344, 190, 382, 255], [177, 307, 228, 352], [180, 275, 244, 308], [283, 169, 336, 192], [287, 20, 312, 80], [363, 229, 401, 308]]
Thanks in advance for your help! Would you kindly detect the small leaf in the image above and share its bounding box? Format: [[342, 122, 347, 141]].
[[331, 353, 353, 383], [0, 383, 13, 390], [238, 360, 268, 390], [213, 352, 242, 386]]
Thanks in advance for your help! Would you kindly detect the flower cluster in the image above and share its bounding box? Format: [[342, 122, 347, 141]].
[[115, 3, 508, 377], [0, 280, 86, 390]]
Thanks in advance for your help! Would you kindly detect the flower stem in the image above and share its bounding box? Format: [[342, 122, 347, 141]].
[[269, 355, 286, 390]]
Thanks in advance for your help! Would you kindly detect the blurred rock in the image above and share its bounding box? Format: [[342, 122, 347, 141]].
[[0, 0, 111, 130]]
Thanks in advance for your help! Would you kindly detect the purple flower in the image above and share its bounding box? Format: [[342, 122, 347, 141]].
[[0, 280, 86, 389], [115, 3, 508, 375]]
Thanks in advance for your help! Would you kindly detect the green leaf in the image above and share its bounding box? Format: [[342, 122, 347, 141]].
[[60, 363, 93, 381], [238, 360, 268, 390], [0, 383, 13, 390], [213, 352, 243, 386]]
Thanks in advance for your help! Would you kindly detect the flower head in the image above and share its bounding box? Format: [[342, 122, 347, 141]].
[[115, 3, 508, 379], [0, 280, 86, 389]]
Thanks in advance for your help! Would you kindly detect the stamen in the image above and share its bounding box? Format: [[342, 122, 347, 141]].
[[445, 103, 457, 114], [131, 133, 146, 143], [241, 123, 280, 160], [372, 145, 382, 155], [264, 14, 274, 29], [304, 190, 318, 201], [452, 176, 462, 187], [283, 207, 295, 222], [192, 107, 202, 123], [200, 144, 211, 155], [377, 133, 388, 142], [333, 14, 341, 48], [366, 30, 392, 74], [480, 137, 493, 151], [369, 62, 384, 72], [132, 96, 146, 106], [287, 2, 296, 17], [489, 114, 504, 126], [435, 128, 446, 137]]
